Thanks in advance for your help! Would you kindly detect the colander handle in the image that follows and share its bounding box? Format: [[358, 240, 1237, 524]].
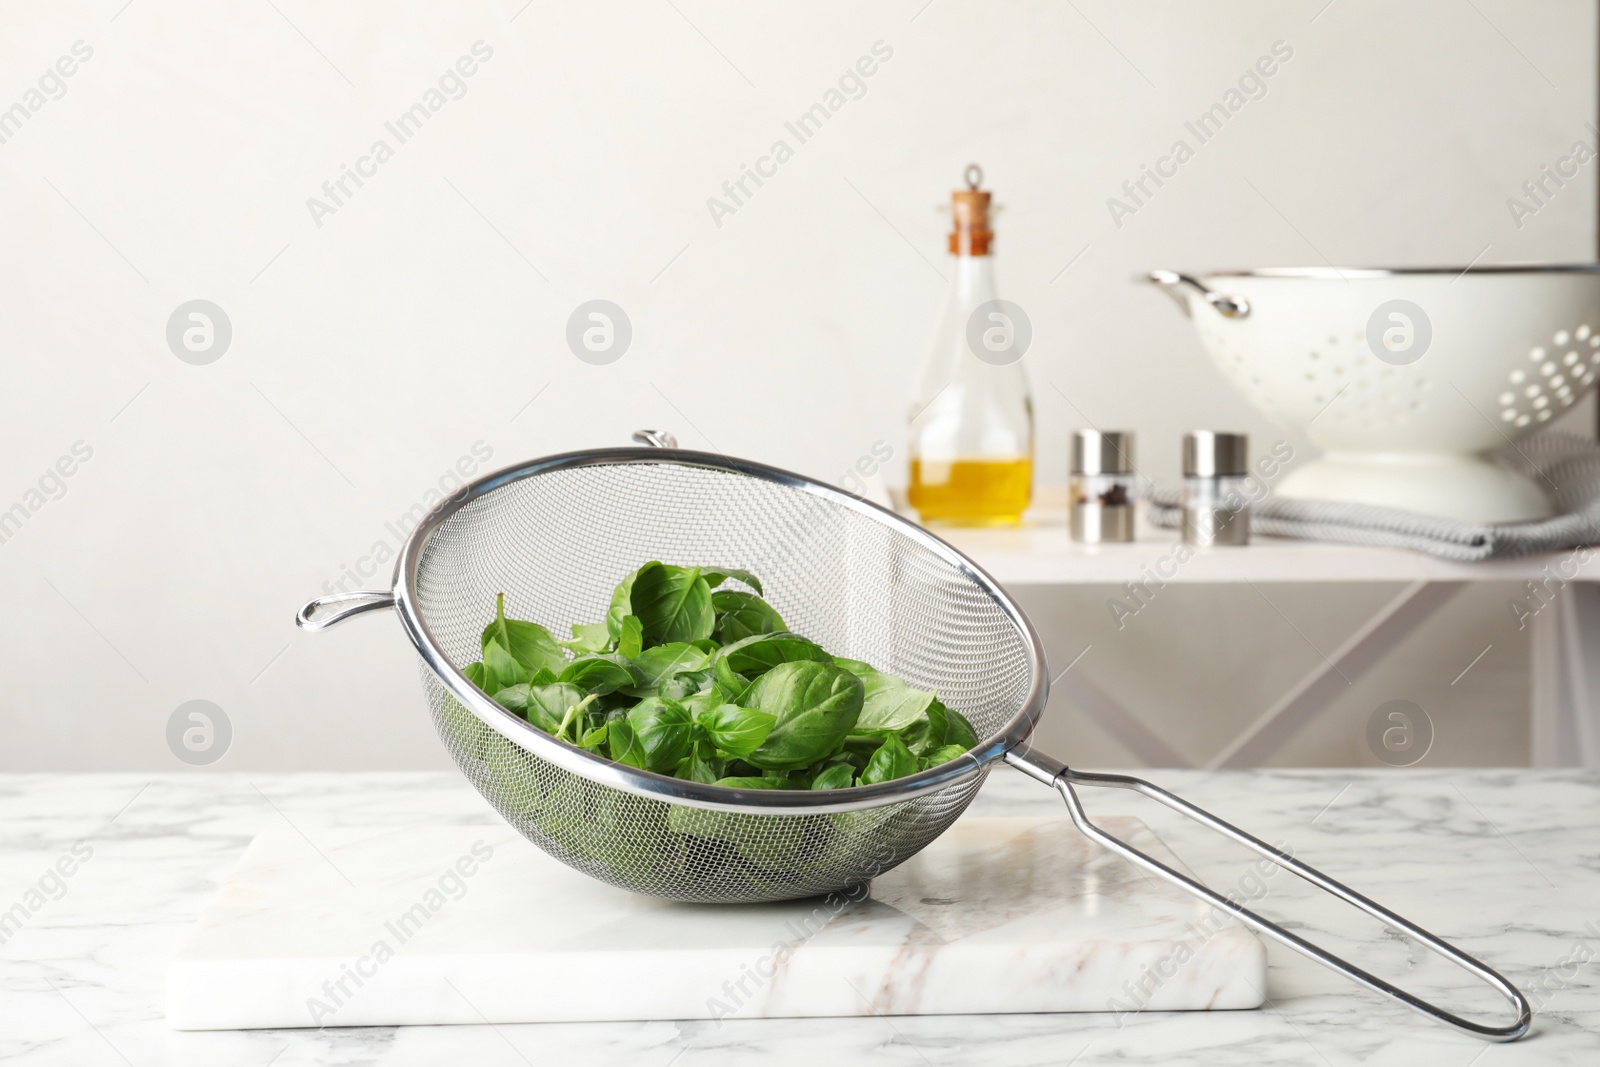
[[1004, 747, 1531, 1042], [1146, 269, 1251, 319], [296, 590, 396, 631]]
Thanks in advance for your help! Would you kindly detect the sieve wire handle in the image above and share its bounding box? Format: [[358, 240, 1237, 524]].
[[296, 590, 396, 631], [1003, 747, 1531, 1042]]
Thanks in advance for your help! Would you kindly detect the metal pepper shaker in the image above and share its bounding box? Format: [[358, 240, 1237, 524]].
[[1070, 430, 1136, 543], [1182, 431, 1250, 547]]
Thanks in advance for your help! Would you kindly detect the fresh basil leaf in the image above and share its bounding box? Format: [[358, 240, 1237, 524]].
[[711, 589, 786, 643], [678, 747, 724, 784], [618, 614, 644, 660], [711, 776, 780, 789], [490, 682, 531, 716], [744, 661, 864, 771], [524, 682, 589, 735], [619, 697, 695, 773], [527, 665, 558, 686], [659, 669, 713, 701], [558, 654, 636, 695], [716, 632, 832, 678], [682, 678, 733, 718], [631, 643, 712, 688], [606, 571, 637, 641], [900, 698, 949, 756], [462, 661, 487, 690], [628, 562, 715, 647], [920, 743, 970, 769], [481, 594, 567, 675], [607, 717, 645, 767], [810, 762, 856, 790], [579, 722, 610, 753], [854, 669, 935, 735], [483, 639, 526, 692], [859, 735, 918, 785], [562, 622, 613, 654], [830, 742, 874, 771], [713, 654, 751, 695], [701, 568, 763, 595], [942, 703, 979, 750], [697, 703, 777, 759]]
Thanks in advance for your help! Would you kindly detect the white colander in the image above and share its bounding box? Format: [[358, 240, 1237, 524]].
[[1150, 266, 1600, 522]]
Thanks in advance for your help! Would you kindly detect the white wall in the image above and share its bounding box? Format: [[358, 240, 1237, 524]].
[[0, 0, 1593, 770]]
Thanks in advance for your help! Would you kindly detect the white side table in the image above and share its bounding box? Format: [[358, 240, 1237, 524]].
[[932, 504, 1599, 768]]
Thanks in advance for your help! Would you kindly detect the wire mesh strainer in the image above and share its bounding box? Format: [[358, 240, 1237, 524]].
[[298, 433, 1529, 1041]]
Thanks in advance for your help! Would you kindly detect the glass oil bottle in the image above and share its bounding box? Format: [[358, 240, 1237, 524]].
[[907, 165, 1034, 526]]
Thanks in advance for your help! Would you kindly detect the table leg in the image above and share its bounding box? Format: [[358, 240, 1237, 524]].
[[1530, 582, 1600, 767], [1207, 581, 1464, 769]]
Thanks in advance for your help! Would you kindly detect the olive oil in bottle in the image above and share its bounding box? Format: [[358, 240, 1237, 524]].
[[907, 165, 1035, 526]]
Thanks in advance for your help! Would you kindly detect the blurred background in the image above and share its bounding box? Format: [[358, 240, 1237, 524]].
[[1, 0, 1594, 770]]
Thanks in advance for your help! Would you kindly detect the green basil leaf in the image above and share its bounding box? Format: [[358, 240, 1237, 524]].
[[660, 669, 714, 701], [562, 622, 613, 654], [831, 740, 875, 771], [678, 747, 724, 784], [859, 735, 918, 785], [483, 639, 526, 692], [579, 722, 610, 753], [744, 661, 864, 771], [697, 703, 777, 759], [711, 589, 786, 643], [492, 681, 587, 735], [481, 594, 567, 675], [713, 656, 751, 698], [630, 643, 713, 688], [942, 703, 979, 750], [701, 568, 763, 595], [716, 632, 832, 678], [558, 654, 636, 695], [490, 682, 530, 716], [617, 614, 644, 660], [920, 743, 970, 769], [711, 776, 780, 789], [527, 666, 559, 686], [606, 571, 637, 641], [462, 661, 487, 690], [607, 717, 645, 768], [901, 698, 949, 756], [854, 669, 935, 735], [810, 762, 856, 790], [621, 697, 695, 773], [628, 562, 715, 646], [529, 682, 590, 735]]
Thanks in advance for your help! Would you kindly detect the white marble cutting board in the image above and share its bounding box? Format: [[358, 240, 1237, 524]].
[[167, 816, 1264, 1029]]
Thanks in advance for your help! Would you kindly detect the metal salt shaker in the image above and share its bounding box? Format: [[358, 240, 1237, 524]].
[[1182, 431, 1250, 547], [1070, 430, 1136, 543]]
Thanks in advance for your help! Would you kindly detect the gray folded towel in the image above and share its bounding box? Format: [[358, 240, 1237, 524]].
[[1145, 432, 1600, 562]]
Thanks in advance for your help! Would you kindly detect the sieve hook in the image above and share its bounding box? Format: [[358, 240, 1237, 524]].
[[1004, 746, 1531, 1042], [632, 429, 679, 449], [296, 590, 396, 631]]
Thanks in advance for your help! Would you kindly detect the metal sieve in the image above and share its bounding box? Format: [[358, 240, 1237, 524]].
[[297, 431, 1529, 1041]]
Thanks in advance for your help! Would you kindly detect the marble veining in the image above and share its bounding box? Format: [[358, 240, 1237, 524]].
[[2, 768, 1598, 1064], [165, 816, 1263, 1028]]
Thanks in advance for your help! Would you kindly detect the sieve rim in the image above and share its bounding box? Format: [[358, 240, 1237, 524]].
[[391, 444, 1050, 814]]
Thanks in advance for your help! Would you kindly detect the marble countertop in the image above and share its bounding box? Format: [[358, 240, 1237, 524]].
[[3, 768, 1598, 1065]]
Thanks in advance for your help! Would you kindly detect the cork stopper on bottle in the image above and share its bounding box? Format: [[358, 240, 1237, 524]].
[[949, 163, 993, 256]]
